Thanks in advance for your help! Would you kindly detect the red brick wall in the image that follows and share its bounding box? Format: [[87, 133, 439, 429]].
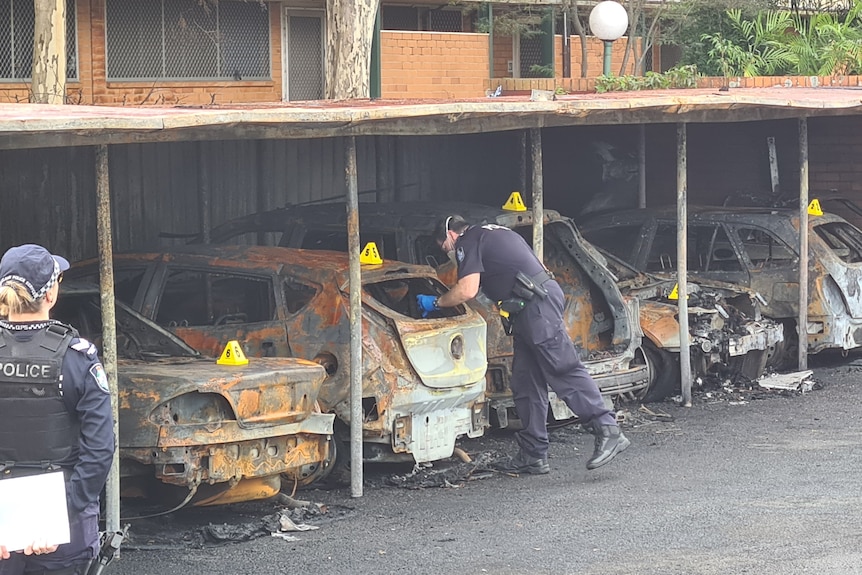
[[1, 0, 282, 105], [381, 31, 490, 99], [492, 35, 513, 78], [810, 116, 862, 198], [89, 0, 283, 105], [555, 35, 637, 78]]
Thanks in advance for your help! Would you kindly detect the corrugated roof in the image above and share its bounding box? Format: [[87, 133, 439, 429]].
[[1, 86, 861, 149]]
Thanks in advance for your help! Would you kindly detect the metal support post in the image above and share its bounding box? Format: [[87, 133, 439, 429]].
[[602, 41, 613, 76], [638, 125, 646, 208], [345, 136, 364, 497], [798, 118, 809, 371], [95, 144, 120, 535], [676, 124, 692, 408], [531, 127, 544, 262]]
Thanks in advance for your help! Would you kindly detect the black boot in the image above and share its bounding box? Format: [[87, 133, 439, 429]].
[[586, 425, 630, 470], [493, 450, 550, 475]]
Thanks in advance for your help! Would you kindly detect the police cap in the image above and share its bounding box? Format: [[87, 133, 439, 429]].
[[0, 244, 70, 301]]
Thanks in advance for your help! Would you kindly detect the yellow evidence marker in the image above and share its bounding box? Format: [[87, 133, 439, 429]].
[[360, 242, 383, 265], [808, 199, 823, 216], [217, 340, 249, 366], [502, 191, 527, 212]]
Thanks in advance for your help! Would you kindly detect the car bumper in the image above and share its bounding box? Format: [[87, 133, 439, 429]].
[[122, 412, 335, 487]]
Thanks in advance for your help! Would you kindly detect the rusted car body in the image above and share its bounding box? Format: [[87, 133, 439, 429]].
[[53, 283, 334, 506], [205, 202, 650, 425], [593, 249, 785, 398], [580, 206, 862, 360], [68, 246, 488, 467]]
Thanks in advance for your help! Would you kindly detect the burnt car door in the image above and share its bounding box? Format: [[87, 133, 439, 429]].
[[145, 265, 291, 359], [641, 220, 751, 283], [722, 223, 800, 320], [810, 220, 862, 318]]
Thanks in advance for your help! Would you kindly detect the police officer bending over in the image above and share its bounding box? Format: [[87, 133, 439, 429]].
[[417, 216, 629, 475], [0, 244, 114, 575]]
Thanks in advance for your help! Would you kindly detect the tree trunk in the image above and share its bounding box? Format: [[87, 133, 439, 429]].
[[324, 0, 379, 99], [619, 1, 639, 76], [31, 0, 66, 104], [569, 1, 589, 78]]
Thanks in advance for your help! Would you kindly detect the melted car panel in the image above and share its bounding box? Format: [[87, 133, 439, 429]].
[[53, 282, 334, 505], [69, 247, 488, 466]]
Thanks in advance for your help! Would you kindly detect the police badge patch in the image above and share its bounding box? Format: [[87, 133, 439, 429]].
[[90, 363, 110, 394], [456, 247, 465, 263]]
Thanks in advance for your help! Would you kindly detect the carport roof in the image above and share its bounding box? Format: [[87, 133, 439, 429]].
[[2, 86, 862, 149]]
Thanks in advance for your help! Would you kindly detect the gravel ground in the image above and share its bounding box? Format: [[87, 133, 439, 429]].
[[109, 354, 862, 575]]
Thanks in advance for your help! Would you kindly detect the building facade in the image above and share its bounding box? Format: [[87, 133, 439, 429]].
[[0, 0, 637, 105]]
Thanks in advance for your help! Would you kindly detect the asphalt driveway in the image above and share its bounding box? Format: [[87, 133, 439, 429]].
[[109, 356, 862, 575]]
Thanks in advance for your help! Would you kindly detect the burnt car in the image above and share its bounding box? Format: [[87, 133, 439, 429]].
[[203, 201, 651, 425], [579, 205, 862, 362], [53, 282, 335, 506], [68, 246, 488, 475], [592, 249, 785, 399]]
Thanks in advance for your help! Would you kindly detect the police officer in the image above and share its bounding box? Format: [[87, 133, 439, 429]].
[[417, 216, 629, 474], [0, 244, 114, 575]]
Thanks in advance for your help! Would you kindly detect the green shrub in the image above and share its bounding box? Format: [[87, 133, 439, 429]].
[[594, 65, 699, 93]]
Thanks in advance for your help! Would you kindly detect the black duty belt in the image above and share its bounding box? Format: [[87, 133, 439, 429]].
[[498, 269, 555, 336], [512, 270, 553, 301]]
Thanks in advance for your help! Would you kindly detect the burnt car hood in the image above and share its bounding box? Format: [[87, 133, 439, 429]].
[[593, 248, 783, 354], [56, 282, 330, 445]]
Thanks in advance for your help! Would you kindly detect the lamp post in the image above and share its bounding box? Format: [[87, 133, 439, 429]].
[[589, 1, 629, 77]]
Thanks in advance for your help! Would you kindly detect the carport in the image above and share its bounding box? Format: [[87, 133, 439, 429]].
[[2, 86, 862, 532]]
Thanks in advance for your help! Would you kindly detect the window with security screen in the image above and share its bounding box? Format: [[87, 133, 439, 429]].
[[428, 10, 464, 32], [105, 0, 270, 81], [0, 0, 77, 81]]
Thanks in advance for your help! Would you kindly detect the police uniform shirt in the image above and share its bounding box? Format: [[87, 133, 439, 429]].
[[455, 224, 546, 303], [0, 320, 114, 516]]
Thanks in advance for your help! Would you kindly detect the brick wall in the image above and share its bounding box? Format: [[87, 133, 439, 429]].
[[1, 0, 282, 105], [810, 116, 862, 197], [1, 8, 860, 106], [381, 31, 490, 99], [489, 35, 634, 94], [554, 35, 636, 78]]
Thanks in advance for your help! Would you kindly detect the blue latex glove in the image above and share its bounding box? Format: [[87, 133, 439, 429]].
[[416, 294, 439, 318]]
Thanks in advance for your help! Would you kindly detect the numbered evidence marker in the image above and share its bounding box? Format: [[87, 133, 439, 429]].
[[360, 242, 383, 265], [217, 340, 249, 366], [502, 191, 527, 212]]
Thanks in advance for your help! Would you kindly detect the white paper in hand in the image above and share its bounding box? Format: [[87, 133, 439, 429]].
[[0, 471, 70, 552]]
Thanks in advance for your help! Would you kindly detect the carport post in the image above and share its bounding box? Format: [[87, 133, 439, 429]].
[[676, 124, 692, 408], [95, 144, 121, 535], [530, 127, 544, 261], [519, 130, 528, 196], [798, 118, 809, 371], [344, 136, 364, 497], [638, 125, 646, 208]]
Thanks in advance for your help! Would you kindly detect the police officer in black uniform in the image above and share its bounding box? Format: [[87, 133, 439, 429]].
[[0, 244, 114, 575], [417, 216, 629, 474]]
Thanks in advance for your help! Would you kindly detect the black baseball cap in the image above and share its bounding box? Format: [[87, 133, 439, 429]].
[[0, 244, 70, 301]]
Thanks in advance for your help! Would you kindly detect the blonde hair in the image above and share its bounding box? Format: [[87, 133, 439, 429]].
[[0, 282, 42, 318]]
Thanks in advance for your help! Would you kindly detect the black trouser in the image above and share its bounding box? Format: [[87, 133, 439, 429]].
[[509, 280, 617, 459]]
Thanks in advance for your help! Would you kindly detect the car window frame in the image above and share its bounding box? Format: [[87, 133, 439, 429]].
[[146, 263, 281, 327], [67, 261, 158, 314], [725, 222, 799, 271], [812, 221, 862, 266]]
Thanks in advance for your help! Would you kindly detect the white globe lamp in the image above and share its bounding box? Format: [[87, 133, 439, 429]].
[[589, 1, 629, 76]]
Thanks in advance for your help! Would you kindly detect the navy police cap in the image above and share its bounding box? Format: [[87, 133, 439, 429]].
[[0, 244, 70, 301]]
